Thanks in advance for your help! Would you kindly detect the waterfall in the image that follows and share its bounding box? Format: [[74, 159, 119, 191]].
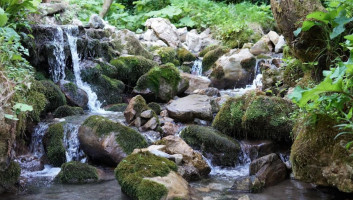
[[63, 123, 86, 162], [64, 26, 104, 112], [191, 59, 203, 76], [29, 122, 49, 158], [48, 27, 66, 83]]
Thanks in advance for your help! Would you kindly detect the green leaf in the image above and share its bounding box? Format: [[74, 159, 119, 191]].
[[0, 8, 8, 27], [302, 21, 316, 31], [4, 114, 19, 121], [179, 16, 196, 27], [345, 34, 353, 42], [13, 103, 33, 112], [288, 86, 305, 102], [293, 28, 302, 37], [306, 11, 329, 24]]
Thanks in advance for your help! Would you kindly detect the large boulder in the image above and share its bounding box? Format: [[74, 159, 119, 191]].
[[180, 125, 242, 166], [212, 92, 293, 143], [145, 18, 180, 48], [202, 46, 229, 72], [210, 49, 256, 89], [0, 161, 21, 194], [56, 161, 100, 184], [78, 115, 148, 166], [166, 94, 214, 122], [110, 56, 158, 87], [157, 136, 211, 181], [59, 81, 88, 109], [291, 115, 353, 193], [40, 80, 67, 112], [134, 63, 188, 102], [124, 95, 160, 131], [115, 151, 190, 200], [43, 123, 66, 167], [181, 73, 211, 94], [250, 35, 273, 56], [249, 153, 288, 187]]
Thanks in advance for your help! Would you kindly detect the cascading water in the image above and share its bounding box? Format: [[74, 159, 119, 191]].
[[191, 59, 203, 76], [63, 123, 86, 162], [29, 122, 49, 158], [48, 27, 66, 83], [64, 26, 104, 112]]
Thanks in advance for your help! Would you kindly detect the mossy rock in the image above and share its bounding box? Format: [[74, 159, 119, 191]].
[[60, 82, 88, 109], [110, 56, 158, 87], [81, 67, 125, 106], [26, 80, 48, 122], [53, 105, 84, 118], [40, 80, 66, 112], [179, 65, 191, 73], [79, 115, 148, 165], [44, 123, 66, 167], [148, 102, 162, 115], [115, 151, 177, 200], [212, 92, 293, 143], [156, 47, 177, 64], [199, 45, 220, 57], [56, 161, 99, 184], [291, 115, 353, 192], [177, 48, 196, 63], [180, 125, 241, 166], [134, 63, 182, 102], [283, 59, 304, 87], [0, 161, 21, 191], [105, 103, 128, 112], [202, 47, 230, 72]]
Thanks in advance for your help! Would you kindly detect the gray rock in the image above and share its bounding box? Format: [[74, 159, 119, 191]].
[[181, 73, 211, 94], [267, 31, 280, 45], [275, 35, 286, 53], [250, 35, 273, 55], [89, 14, 105, 29], [140, 110, 153, 119], [145, 18, 180, 48]]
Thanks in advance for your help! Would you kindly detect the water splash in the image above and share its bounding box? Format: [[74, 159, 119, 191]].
[[48, 27, 66, 83], [29, 122, 49, 158], [64, 26, 105, 113], [191, 59, 203, 76]]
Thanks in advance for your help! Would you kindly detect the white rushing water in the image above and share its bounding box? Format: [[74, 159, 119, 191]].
[[63, 123, 86, 162], [29, 122, 49, 158], [191, 59, 203, 76], [64, 26, 105, 113], [48, 27, 66, 83]]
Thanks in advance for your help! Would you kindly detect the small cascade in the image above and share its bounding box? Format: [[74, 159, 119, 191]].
[[48, 27, 66, 83], [203, 154, 249, 178], [64, 26, 104, 112], [29, 122, 49, 158], [191, 59, 203, 76], [63, 123, 86, 162]]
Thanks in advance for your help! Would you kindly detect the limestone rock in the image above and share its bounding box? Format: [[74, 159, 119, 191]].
[[275, 35, 286, 53], [181, 73, 211, 94], [89, 14, 105, 29], [145, 18, 180, 48], [59, 81, 88, 109], [267, 31, 280, 45], [250, 35, 273, 56]]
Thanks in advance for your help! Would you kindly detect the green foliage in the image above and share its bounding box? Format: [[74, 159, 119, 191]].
[[56, 161, 99, 184], [46, 123, 66, 167], [115, 151, 177, 200]]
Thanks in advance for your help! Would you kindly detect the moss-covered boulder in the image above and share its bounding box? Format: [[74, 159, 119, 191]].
[[0, 161, 21, 193], [53, 105, 84, 118], [59, 81, 88, 109], [148, 102, 162, 115], [56, 161, 99, 184], [78, 115, 148, 166], [199, 45, 220, 57], [40, 80, 66, 112], [177, 48, 196, 63], [44, 123, 66, 167], [180, 125, 241, 166], [202, 46, 229, 72], [156, 47, 177, 64], [291, 115, 353, 193], [134, 63, 187, 102], [115, 151, 190, 200], [283, 59, 304, 87], [110, 56, 158, 87], [81, 67, 125, 106], [104, 103, 128, 112], [212, 92, 293, 143], [24, 80, 48, 122]]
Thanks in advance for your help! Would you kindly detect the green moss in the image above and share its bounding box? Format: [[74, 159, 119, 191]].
[[27, 80, 48, 122], [135, 63, 181, 101], [110, 56, 158, 87], [202, 47, 230, 72], [63, 82, 78, 95], [34, 71, 47, 80], [179, 65, 191, 73], [106, 103, 128, 112], [283, 59, 304, 87], [148, 102, 161, 115], [115, 151, 177, 200], [53, 105, 84, 118], [180, 125, 241, 166], [199, 45, 220, 57], [46, 123, 66, 167], [137, 179, 168, 200], [0, 161, 20, 190], [40, 80, 67, 112], [157, 47, 177, 64], [56, 161, 99, 184], [82, 115, 148, 154], [177, 48, 196, 63]]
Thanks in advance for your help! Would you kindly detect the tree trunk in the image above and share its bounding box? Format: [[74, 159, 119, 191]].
[[270, 0, 326, 63], [99, 0, 113, 18]]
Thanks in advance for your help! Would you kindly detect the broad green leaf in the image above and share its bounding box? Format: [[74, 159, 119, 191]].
[[4, 114, 19, 121], [302, 21, 316, 31], [288, 86, 305, 102], [0, 8, 8, 27], [345, 34, 353, 42], [293, 28, 301, 37], [306, 11, 329, 24], [179, 16, 196, 27], [13, 103, 33, 112], [330, 24, 345, 39]]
